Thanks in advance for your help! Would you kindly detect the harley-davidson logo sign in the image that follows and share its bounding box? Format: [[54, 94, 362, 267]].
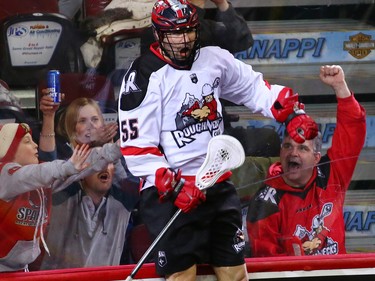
[[343, 32, 375, 59]]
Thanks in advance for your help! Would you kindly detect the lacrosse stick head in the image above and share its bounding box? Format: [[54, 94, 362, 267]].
[[195, 135, 245, 190]]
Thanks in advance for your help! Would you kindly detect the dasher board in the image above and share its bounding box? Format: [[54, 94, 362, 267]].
[[207, 0, 375, 8], [246, 19, 375, 33], [235, 19, 375, 96], [343, 190, 375, 253], [3, 254, 375, 280]]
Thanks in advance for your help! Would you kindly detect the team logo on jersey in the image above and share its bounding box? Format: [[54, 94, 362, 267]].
[[256, 186, 277, 205], [122, 70, 141, 95], [232, 228, 246, 253], [7, 166, 21, 175], [158, 251, 168, 267], [15, 191, 48, 227], [294, 202, 339, 255], [172, 77, 222, 148]]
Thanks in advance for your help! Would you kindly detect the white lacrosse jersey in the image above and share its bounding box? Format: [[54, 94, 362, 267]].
[[118, 44, 286, 189]]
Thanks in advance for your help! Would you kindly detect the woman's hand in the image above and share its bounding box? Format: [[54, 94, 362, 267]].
[[69, 143, 92, 171], [89, 122, 118, 146], [39, 88, 62, 117]]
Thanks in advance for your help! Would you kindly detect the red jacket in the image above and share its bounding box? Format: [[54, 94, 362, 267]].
[[0, 188, 51, 267], [247, 95, 366, 257]]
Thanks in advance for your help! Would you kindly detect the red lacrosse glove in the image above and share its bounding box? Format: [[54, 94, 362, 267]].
[[174, 180, 206, 213], [155, 167, 183, 202], [271, 88, 318, 143], [154, 168, 206, 213], [271, 87, 305, 123], [286, 114, 319, 144]]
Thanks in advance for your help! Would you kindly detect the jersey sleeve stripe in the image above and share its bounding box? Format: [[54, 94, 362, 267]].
[[121, 146, 164, 156]]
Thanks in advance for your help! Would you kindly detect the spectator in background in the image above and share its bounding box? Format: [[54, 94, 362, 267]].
[[140, 0, 253, 54], [55, 97, 131, 188], [247, 65, 366, 257], [0, 92, 108, 272], [31, 93, 133, 270], [35, 89, 139, 208], [56, 97, 118, 156], [0, 123, 91, 272], [39, 160, 132, 269]]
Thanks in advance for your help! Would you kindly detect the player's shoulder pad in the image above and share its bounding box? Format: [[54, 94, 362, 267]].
[[119, 52, 166, 111]]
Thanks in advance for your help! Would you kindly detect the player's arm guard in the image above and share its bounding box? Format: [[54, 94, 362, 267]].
[[155, 167, 206, 213], [271, 88, 318, 143]]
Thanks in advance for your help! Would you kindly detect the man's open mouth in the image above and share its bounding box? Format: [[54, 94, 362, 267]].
[[98, 172, 110, 182]]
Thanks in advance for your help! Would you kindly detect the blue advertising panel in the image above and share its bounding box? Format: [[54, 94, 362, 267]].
[[235, 29, 375, 64]]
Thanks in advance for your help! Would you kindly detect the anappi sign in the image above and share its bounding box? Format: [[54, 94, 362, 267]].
[[236, 29, 375, 64]]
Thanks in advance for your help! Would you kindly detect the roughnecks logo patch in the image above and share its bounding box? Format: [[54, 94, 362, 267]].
[[232, 228, 246, 253], [172, 78, 222, 148], [294, 202, 339, 255]]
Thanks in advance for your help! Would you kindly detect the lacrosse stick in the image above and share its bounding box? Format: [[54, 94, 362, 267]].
[[125, 134, 245, 281]]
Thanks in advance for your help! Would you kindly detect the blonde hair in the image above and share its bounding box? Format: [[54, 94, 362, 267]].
[[57, 98, 104, 147]]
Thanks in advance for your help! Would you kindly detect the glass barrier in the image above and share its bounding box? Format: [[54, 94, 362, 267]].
[[0, 0, 374, 278]]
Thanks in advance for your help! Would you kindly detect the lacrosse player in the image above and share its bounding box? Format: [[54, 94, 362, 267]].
[[247, 65, 366, 257], [118, 0, 317, 279]]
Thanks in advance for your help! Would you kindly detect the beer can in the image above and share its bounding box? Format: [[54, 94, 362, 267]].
[[47, 70, 61, 103]]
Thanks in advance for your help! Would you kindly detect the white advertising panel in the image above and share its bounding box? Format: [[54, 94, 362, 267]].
[[7, 21, 62, 66]]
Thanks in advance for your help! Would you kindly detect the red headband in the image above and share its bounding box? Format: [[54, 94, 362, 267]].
[[0, 123, 32, 162]]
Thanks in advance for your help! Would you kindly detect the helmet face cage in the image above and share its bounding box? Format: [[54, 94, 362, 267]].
[[152, 0, 200, 69]]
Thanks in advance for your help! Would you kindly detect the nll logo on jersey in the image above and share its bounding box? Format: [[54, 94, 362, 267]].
[[158, 251, 168, 267]]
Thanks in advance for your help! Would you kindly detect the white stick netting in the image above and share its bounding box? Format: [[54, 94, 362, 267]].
[[196, 135, 245, 190]]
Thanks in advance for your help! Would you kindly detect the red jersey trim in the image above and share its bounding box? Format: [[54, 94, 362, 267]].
[[121, 146, 163, 156], [183, 171, 233, 184]]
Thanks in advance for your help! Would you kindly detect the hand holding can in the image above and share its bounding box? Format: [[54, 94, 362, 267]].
[[47, 70, 61, 103]]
